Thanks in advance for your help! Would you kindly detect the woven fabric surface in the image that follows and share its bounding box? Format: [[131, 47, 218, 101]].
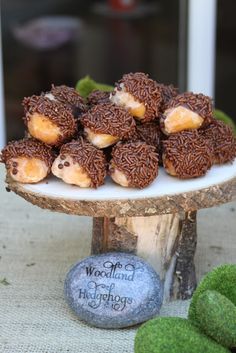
[[0, 165, 235, 353]]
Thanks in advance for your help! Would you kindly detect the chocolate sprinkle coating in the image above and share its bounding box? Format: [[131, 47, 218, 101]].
[[59, 138, 107, 188], [158, 84, 178, 112], [1, 138, 54, 171], [200, 119, 236, 164], [87, 90, 110, 106], [114, 72, 162, 122], [50, 84, 87, 112], [163, 130, 213, 178], [22, 95, 77, 146], [110, 141, 159, 188], [136, 122, 161, 147], [166, 92, 213, 127], [81, 103, 136, 139]]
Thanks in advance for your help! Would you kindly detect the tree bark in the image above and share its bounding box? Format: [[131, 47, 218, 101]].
[[92, 212, 197, 302]]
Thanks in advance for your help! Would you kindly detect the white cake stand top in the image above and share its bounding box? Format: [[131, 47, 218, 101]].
[[6, 161, 236, 217]]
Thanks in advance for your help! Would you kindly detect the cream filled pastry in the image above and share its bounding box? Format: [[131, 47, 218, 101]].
[[162, 130, 213, 178], [52, 138, 106, 188], [81, 103, 136, 149], [109, 141, 159, 188], [22, 95, 77, 146], [134, 121, 161, 148], [161, 92, 213, 135], [87, 90, 110, 107], [200, 119, 236, 164], [1, 138, 54, 183], [158, 83, 178, 112], [110, 72, 162, 122], [48, 84, 87, 116]]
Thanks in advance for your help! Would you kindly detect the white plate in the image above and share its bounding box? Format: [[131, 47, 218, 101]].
[[21, 160, 236, 201]]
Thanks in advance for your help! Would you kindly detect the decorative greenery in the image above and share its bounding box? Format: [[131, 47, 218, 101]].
[[214, 109, 236, 134], [188, 264, 236, 328], [76, 76, 114, 98], [134, 317, 230, 353], [196, 290, 236, 348]]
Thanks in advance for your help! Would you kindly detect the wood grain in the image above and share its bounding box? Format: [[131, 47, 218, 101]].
[[6, 176, 236, 217], [91, 212, 198, 301]]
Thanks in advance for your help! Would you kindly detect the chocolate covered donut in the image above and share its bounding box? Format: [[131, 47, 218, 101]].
[[48, 84, 87, 115], [163, 130, 213, 178], [161, 92, 213, 135], [87, 90, 110, 106], [200, 119, 236, 164], [1, 138, 54, 183], [110, 72, 162, 122], [23, 95, 77, 146], [51, 138, 106, 188], [158, 83, 178, 112], [109, 141, 159, 188], [134, 121, 161, 148], [81, 103, 136, 148]]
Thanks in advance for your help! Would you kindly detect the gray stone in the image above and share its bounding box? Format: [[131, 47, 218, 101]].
[[64, 252, 163, 328]]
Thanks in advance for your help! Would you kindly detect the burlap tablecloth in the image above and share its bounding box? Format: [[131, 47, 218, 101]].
[[0, 165, 235, 353]]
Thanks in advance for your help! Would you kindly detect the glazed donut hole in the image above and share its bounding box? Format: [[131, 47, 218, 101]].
[[1, 139, 54, 184], [84, 127, 119, 149], [52, 155, 92, 188], [161, 92, 213, 135], [51, 139, 107, 188], [162, 106, 204, 135], [110, 72, 162, 123], [81, 103, 136, 149], [27, 112, 62, 146], [23, 95, 77, 147], [109, 141, 159, 189], [7, 157, 50, 184], [110, 83, 146, 120]]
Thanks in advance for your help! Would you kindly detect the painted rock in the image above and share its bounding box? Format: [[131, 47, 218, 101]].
[[64, 252, 163, 328]]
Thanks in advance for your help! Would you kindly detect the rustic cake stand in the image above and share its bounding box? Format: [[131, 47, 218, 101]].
[[6, 161, 236, 302]]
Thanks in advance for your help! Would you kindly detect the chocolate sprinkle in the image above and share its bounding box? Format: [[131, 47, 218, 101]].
[[110, 141, 159, 188], [167, 92, 213, 127], [134, 122, 161, 148], [87, 90, 110, 106], [114, 72, 163, 122], [81, 103, 136, 139], [158, 84, 178, 112], [22, 95, 77, 146], [200, 119, 236, 164], [163, 130, 213, 178], [59, 138, 107, 188], [50, 84, 87, 112], [1, 138, 55, 171]]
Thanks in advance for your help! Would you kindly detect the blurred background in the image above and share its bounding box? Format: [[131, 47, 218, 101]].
[[0, 0, 235, 144]]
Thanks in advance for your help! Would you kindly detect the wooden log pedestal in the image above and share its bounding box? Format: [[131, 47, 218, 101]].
[[5, 162, 236, 302]]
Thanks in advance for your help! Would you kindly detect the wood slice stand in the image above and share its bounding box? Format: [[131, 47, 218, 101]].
[[6, 166, 236, 302]]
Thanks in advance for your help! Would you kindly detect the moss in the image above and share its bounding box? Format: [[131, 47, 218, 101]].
[[76, 76, 113, 98], [214, 109, 236, 135], [189, 264, 236, 327], [196, 290, 236, 348], [134, 317, 230, 353]]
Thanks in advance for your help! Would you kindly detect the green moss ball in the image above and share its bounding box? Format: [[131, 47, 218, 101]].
[[196, 290, 236, 348], [189, 264, 236, 327], [134, 317, 230, 353]]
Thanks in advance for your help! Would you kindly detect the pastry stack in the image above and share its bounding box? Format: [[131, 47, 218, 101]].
[[1, 73, 236, 189]]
